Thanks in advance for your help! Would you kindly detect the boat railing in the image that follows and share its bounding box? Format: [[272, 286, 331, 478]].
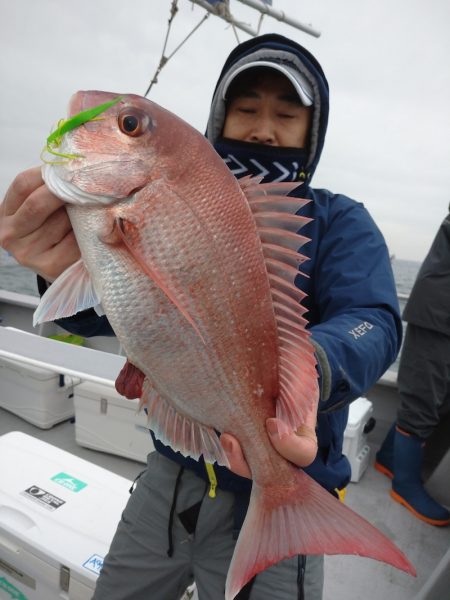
[[0, 288, 404, 390]]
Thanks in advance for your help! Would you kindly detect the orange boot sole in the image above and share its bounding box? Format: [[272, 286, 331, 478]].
[[374, 460, 393, 479], [390, 489, 450, 527]]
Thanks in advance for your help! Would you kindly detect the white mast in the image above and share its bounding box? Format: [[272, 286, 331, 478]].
[[236, 0, 321, 37], [190, 0, 259, 36], [189, 0, 321, 38]]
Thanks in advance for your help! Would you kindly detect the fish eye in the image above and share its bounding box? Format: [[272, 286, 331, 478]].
[[118, 108, 151, 137]]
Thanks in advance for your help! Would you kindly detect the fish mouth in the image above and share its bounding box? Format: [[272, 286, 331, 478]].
[[42, 91, 142, 206], [42, 164, 120, 206]]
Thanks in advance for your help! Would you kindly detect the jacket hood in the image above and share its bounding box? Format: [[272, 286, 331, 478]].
[[206, 33, 329, 186]]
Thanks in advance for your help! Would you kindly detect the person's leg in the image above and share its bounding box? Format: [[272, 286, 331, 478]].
[[389, 325, 450, 525], [93, 452, 206, 600], [251, 554, 324, 600], [192, 483, 324, 600], [302, 555, 325, 600], [375, 324, 449, 478], [391, 426, 450, 525], [397, 325, 449, 438], [375, 422, 396, 478], [191, 484, 237, 599]]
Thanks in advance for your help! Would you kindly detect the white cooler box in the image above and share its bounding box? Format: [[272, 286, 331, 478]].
[[343, 397, 374, 482], [0, 357, 75, 429], [0, 431, 132, 600], [73, 381, 154, 463]]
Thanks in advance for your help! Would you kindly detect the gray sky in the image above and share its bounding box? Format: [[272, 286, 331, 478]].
[[1, 0, 449, 261]]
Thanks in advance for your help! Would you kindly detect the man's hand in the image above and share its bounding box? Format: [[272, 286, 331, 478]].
[[220, 417, 318, 479], [0, 167, 80, 281]]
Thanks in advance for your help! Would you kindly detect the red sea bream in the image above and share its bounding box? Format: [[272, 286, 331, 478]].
[[34, 91, 415, 599]]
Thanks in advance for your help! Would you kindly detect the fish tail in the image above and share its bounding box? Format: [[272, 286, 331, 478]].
[[225, 468, 415, 600]]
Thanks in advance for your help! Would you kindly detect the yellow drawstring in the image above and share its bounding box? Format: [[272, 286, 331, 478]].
[[335, 487, 347, 502], [205, 463, 217, 498]]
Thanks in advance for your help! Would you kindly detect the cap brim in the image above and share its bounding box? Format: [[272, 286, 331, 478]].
[[222, 60, 313, 107]]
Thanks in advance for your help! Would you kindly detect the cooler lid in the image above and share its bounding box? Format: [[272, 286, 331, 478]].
[[0, 356, 59, 381], [0, 432, 133, 576]]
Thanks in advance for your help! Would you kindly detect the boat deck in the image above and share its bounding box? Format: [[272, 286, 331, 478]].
[[0, 289, 448, 599], [1, 391, 449, 600]]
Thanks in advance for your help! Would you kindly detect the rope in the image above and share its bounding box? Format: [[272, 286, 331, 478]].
[[165, 12, 210, 63], [255, 12, 265, 35], [144, 0, 210, 97], [213, 0, 240, 43], [230, 19, 241, 44], [144, 0, 178, 96]]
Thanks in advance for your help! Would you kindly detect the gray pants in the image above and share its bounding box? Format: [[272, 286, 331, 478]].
[[397, 324, 450, 439], [93, 452, 324, 600]]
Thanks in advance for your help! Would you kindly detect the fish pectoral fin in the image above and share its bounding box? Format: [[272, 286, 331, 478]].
[[108, 216, 205, 343], [33, 259, 100, 326], [140, 378, 229, 467]]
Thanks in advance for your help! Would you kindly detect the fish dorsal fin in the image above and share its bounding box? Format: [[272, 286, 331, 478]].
[[33, 259, 100, 326], [240, 177, 319, 435], [140, 379, 229, 467]]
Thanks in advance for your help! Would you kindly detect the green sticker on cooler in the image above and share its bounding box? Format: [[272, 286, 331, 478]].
[[0, 577, 28, 600], [51, 472, 87, 492]]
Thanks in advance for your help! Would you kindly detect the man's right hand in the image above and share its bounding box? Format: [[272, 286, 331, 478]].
[[0, 167, 80, 281]]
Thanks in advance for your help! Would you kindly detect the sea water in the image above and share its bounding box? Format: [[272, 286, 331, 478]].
[[0, 252, 40, 296], [391, 259, 421, 298]]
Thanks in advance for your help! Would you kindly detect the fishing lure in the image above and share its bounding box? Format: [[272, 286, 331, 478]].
[[41, 96, 122, 164]]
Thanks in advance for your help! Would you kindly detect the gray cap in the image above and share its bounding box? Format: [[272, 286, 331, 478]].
[[221, 60, 314, 107]]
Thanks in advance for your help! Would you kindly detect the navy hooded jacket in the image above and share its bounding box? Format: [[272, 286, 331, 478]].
[[48, 34, 401, 496]]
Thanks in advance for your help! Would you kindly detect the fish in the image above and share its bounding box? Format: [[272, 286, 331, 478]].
[[34, 91, 415, 599]]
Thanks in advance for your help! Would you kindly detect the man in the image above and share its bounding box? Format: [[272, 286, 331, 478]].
[[375, 205, 450, 527], [1, 34, 401, 599]]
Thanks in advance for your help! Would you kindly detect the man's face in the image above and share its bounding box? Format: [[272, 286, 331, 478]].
[[222, 71, 312, 148]]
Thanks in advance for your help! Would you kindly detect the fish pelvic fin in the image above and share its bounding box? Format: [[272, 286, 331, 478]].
[[225, 468, 415, 600], [240, 177, 319, 434], [141, 379, 229, 467], [115, 359, 145, 399], [33, 259, 100, 326]]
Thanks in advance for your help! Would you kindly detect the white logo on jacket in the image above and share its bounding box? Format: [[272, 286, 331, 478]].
[[348, 322, 374, 340]]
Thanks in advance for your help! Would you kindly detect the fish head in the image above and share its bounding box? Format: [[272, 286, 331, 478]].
[[42, 91, 199, 206]]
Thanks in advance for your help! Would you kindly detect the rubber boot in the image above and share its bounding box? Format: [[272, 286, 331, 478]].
[[374, 423, 396, 479], [391, 427, 450, 526]]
